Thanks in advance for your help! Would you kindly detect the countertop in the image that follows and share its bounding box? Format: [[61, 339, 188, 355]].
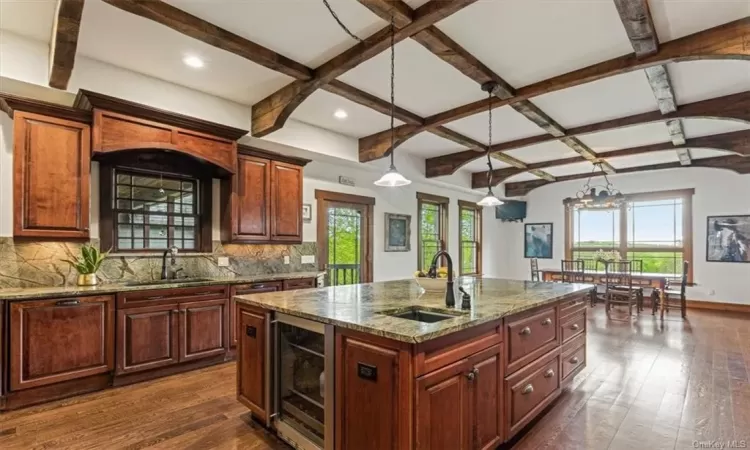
[[235, 277, 593, 343], [0, 272, 324, 301]]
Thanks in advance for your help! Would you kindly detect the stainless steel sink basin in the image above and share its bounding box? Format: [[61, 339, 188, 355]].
[[378, 307, 463, 323], [123, 278, 213, 287]]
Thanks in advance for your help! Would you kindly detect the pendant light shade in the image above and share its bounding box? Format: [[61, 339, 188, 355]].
[[476, 82, 503, 207], [374, 165, 412, 187], [477, 190, 503, 207]]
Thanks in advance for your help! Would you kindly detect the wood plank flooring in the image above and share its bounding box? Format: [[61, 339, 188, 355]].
[[2, 306, 749, 449]]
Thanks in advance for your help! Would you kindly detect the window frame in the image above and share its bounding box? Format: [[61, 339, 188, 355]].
[[458, 200, 482, 276], [564, 188, 694, 281], [100, 164, 213, 254], [417, 192, 449, 271]]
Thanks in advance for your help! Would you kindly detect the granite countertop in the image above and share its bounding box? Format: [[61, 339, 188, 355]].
[[0, 272, 324, 301], [235, 277, 593, 343]]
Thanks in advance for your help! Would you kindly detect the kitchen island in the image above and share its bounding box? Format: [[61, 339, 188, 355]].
[[234, 277, 592, 450]]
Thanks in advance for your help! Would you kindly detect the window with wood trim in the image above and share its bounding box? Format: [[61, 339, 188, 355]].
[[417, 192, 449, 271], [459, 200, 482, 275], [566, 189, 693, 280]]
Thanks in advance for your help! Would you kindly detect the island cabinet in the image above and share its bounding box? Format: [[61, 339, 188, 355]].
[[115, 286, 229, 383], [230, 282, 283, 348], [221, 146, 309, 244]]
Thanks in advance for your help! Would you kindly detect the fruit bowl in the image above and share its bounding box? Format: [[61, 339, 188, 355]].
[[415, 276, 447, 292]]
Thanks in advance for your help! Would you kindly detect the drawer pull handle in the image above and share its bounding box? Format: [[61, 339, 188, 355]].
[[521, 384, 534, 395], [55, 299, 80, 306], [172, 309, 179, 314], [466, 368, 479, 381], [519, 327, 532, 336], [569, 356, 580, 364], [194, 291, 214, 296], [570, 324, 580, 331], [541, 318, 552, 326], [146, 295, 166, 300], [544, 369, 555, 378], [252, 285, 265, 289]]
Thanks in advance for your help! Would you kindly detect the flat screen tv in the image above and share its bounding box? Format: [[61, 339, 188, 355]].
[[495, 200, 527, 222]]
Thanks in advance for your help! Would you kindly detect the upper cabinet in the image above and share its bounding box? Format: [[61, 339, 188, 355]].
[[222, 147, 309, 244], [13, 111, 91, 239]]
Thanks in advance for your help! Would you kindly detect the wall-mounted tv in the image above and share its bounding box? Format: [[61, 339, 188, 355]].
[[495, 200, 527, 222]]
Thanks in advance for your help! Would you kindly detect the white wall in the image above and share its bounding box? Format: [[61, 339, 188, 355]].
[[490, 168, 750, 304]]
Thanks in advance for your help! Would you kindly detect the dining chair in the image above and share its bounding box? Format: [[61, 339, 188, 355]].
[[530, 258, 541, 282], [605, 260, 639, 317], [655, 261, 689, 319], [612, 260, 644, 312], [561, 259, 585, 283]]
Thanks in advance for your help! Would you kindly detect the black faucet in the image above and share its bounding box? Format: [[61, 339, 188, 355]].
[[160, 246, 179, 280], [428, 250, 455, 308]]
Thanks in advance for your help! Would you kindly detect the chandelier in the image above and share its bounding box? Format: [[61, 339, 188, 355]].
[[565, 162, 625, 209]]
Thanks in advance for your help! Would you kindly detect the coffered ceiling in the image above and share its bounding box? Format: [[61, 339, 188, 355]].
[[0, 0, 747, 195]]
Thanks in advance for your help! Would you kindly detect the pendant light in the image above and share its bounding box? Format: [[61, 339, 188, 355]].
[[476, 82, 503, 207], [374, 17, 411, 187]]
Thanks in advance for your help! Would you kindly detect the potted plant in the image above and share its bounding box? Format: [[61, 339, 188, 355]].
[[63, 244, 109, 286]]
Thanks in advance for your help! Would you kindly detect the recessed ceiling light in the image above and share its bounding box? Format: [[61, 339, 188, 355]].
[[182, 55, 204, 69], [333, 109, 348, 119]]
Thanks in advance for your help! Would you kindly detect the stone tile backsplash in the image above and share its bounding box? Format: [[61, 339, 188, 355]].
[[0, 237, 318, 288]]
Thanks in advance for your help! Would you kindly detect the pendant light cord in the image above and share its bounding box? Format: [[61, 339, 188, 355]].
[[322, 0, 364, 43], [389, 16, 396, 169], [486, 90, 494, 188]]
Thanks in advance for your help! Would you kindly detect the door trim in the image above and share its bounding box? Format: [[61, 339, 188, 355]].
[[315, 189, 375, 283]]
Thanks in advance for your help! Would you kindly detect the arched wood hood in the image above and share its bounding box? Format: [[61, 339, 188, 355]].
[[74, 90, 248, 176]]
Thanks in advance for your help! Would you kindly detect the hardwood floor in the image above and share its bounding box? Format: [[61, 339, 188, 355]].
[[2, 306, 749, 449]]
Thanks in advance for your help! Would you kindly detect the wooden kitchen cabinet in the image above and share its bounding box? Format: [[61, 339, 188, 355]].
[[13, 111, 90, 238], [237, 305, 271, 422], [9, 296, 114, 391], [116, 304, 180, 375], [230, 282, 282, 348], [221, 146, 309, 244], [179, 299, 229, 362]]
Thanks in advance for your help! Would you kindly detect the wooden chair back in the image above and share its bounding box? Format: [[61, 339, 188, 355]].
[[630, 260, 643, 275], [530, 258, 540, 282], [561, 259, 584, 283]]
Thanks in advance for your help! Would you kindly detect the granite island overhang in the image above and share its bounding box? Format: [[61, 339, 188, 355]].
[[234, 277, 593, 449]]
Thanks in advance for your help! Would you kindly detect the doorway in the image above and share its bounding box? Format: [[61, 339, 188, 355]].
[[315, 190, 374, 285]]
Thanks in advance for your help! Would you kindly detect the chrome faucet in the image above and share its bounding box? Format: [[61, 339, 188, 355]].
[[160, 246, 179, 280], [428, 250, 455, 308]]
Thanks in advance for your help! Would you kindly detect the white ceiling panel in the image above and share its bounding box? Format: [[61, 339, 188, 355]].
[[461, 157, 511, 174], [445, 105, 547, 145], [579, 122, 671, 152], [403, 0, 430, 8], [668, 61, 750, 105], [164, 0, 384, 68], [545, 161, 598, 177], [650, 0, 750, 42], [292, 90, 403, 138], [399, 132, 468, 158], [78, 0, 292, 105], [531, 71, 659, 129], [504, 140, 581, 164], [609, 151, 679, 169], [435, 0, 634, 88], [682, 118, 750, 139], [690, 148, 733, 159], [0, 0, 55, 42], [503, 172, 540, 183], [337, 39, 485, 117]]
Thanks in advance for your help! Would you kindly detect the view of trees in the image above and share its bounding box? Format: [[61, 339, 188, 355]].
[[327, 207, 361, 285], [460, 208, 477, 274]]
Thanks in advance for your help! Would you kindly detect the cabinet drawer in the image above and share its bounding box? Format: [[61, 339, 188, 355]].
[[414, 319, 502, 377], [561, 342, 586, 384], [283, 278, 316, 291], [232, 281, 283, 295], [560, 297, 586, 319], [117, 285, 228, 309], [560, 311, 586, 343], [505, 306, 558, 374], [505, 348, 561, 438]]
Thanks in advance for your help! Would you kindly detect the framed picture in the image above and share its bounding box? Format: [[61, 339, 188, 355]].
[[525, 223, 553, 259], [302, 203, 312, 223], [706, 215, 750, 263], [385, 213, 411, 252]]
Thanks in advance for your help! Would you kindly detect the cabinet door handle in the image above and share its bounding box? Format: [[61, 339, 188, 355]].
[[172, 309, 179, 314], [541, 318, 552, 326], [55, 299, 81, 306], [519, 326, 531, 336], [544, 369, 555, 378], [569, 356, 580, 364], [521, 384, 534, 395], [570, 324, 580, 331], [466, 368, 479, 381]]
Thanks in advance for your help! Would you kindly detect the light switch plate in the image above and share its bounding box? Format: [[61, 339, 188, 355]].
[[217, 257, 230, 267], [284, 256, 290, 264], [301, 255, 315, 264]]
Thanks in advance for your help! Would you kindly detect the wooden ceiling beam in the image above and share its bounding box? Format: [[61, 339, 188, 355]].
[[49, 0, 85, 89], [472, 129, 750, 189], [362, 18, 750, 162], [252, 0, 478, 137], [426, 90, 750, 177], [504, 155, 750, 197]]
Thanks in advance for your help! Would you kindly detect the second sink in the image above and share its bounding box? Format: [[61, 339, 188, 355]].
[[378, 306, 464, 323]]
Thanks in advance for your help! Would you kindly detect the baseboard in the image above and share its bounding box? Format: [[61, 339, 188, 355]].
[[686, 299, 750, 314]]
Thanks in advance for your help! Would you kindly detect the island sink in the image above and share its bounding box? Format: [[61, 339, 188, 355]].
[[378, 306, 463, 323]]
